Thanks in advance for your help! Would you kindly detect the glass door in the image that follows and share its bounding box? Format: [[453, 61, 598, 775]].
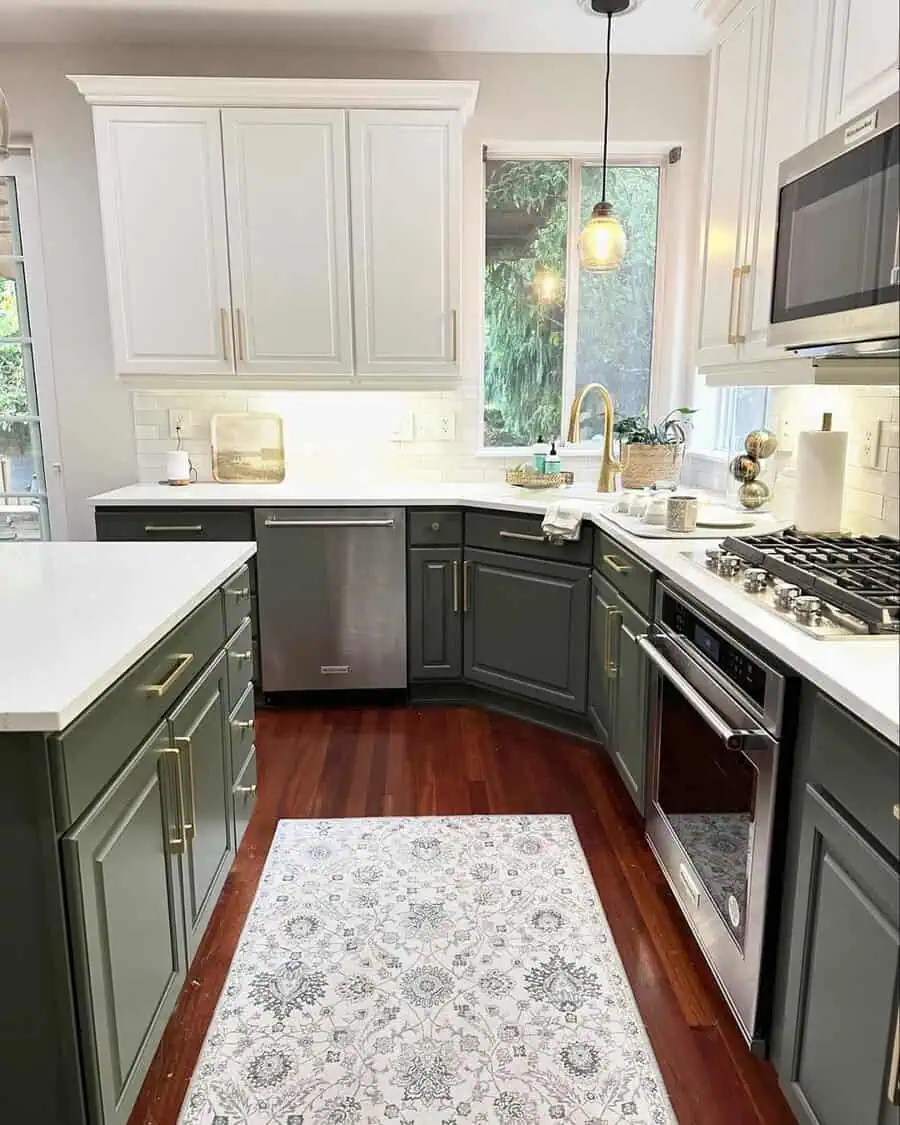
[[0, 161, 57, 539]]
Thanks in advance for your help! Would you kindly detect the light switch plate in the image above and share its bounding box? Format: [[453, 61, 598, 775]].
[[390, 410, 415, 443]]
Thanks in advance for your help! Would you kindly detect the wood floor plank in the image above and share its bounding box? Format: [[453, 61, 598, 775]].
[[126, 705, 794, 1125]]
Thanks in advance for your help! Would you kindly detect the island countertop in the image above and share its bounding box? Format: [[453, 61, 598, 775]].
[[0, 540, 256, 733]]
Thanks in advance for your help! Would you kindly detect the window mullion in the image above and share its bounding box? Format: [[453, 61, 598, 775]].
[[560, 159, 583, 445]]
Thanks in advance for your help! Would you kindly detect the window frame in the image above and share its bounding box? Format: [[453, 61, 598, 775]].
[[0, 148, 65, 539], [479, 143, 672, 456]]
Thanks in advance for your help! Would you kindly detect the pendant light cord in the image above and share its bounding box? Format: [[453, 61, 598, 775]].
[[601, 11, 612, 202]]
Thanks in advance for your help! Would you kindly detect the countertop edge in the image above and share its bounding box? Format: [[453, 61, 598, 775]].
[[0, 544, 257, 734]]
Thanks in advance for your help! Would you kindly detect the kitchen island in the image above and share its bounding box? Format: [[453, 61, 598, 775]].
[[0, 540, 256, 1125]]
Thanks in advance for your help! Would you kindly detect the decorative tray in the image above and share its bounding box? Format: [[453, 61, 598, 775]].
[[505, 468, 575, 490]]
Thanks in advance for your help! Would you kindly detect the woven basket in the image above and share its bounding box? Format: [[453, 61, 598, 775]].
[[619, 443, 683, 489], [505, 468, 575, 490]]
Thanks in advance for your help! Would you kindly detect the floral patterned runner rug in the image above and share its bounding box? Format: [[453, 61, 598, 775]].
[[179, 815, 677, 1125]]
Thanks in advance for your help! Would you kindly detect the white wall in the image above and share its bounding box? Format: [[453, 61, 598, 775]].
[[0, 44, 709, 532]]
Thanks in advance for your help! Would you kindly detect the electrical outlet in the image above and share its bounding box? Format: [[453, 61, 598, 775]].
[[168, 410, 190, 439], [777, 414, 794, 454], [862, 426, 879, 468], [435, 411, 456, 441], [414, 409, 456, 442]]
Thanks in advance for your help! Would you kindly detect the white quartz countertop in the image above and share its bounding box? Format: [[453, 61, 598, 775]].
[[90, 481, 900, 743], [0, 541, 256, 733]]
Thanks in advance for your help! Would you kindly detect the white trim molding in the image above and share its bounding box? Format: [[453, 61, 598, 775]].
[[693, 0, 742, 28], [68, 76, 480, 120]]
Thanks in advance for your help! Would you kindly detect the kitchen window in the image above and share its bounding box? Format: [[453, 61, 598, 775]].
[[691, 381, 771, 457], [0, 155, 59, 540], [483, 155, 664, 449]]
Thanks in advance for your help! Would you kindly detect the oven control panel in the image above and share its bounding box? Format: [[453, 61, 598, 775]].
[[662, 595, 767, 708]]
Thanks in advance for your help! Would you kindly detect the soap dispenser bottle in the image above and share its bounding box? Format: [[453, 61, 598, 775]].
[[545, 440, 561, 474]]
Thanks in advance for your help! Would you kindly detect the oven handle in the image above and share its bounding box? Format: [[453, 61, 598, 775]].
[[637, 635, 767, 752]]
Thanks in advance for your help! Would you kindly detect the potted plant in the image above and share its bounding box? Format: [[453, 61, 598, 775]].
[[613, 407, 697, 489]]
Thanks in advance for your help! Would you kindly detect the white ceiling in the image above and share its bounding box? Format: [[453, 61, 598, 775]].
[[0, 0, 713, 53]]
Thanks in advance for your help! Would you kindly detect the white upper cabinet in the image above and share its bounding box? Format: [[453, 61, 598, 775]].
[[92, 107, 234, 376], [222, 109, 354, 376], [349, 110, 461, 377], [743, 0, 822, 359], [822, 0, 900, 131], [696, 0, 768, 368]]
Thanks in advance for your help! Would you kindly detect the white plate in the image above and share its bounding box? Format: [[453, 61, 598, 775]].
[[696, 507, 756, 529]]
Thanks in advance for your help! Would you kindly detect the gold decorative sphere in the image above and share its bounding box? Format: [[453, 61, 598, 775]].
[[739, 480, 771, 510], [730, 454, 760, 483], [745, 429, 778, 459]]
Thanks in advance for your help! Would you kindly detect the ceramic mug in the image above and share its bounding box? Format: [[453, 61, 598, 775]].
[[643, 494, 669, 525], [666, 494, 699, 533]]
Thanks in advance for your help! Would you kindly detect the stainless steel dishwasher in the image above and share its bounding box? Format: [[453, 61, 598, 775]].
[[254, 508, 407, 692]]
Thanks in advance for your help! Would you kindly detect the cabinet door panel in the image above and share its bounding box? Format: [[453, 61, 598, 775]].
[[92, 106, 233, 376], [349, 110, 460, 375], [64, 724, 186, 1125], [408, 547, 463, 681], [612, 606, 649, 814], [464, 549, 589, 713], [825, 0, 900, 131], [589, 572, 616, 747], [777, 785, 900, 1125], [697, 0, 766, 366], [222, 109, 354, 375], [170, 654, 233, 958]]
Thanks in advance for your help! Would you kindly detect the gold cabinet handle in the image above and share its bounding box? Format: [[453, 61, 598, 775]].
[[463, 560, 472, 614], [451, 308, 458, 363], [229, 649, 253, 663], [727, 267, 740, 345], [894, 803, 899, 821], [145, 653, 194, 698], [889, 1006, 900, 1105], [235, 308, 246, 362], [232, 717, 255, 732], [733, 263, 750, 345], [219, 308, 231, 361], [605, 607, 623, 678], [235, 782, 258, 798], [174, 735, 196, 840], [159, 748, 186, 854], [226, 586, 250, 598], [602, 554, 631, 575], [452, 559, 460, 615], [500, 530, 547, 544]]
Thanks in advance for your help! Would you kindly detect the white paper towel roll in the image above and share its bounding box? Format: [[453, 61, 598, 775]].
[[794, 428, 848, 533]]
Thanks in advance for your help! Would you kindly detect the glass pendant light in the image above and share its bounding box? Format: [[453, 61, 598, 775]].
[[579, 6, 627, 271]]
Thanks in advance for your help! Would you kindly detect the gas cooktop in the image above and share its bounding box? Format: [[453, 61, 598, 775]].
[[686, 530, 900, 639]]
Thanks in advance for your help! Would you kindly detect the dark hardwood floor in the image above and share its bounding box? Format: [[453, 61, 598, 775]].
[[128, 705, 796, 1125]]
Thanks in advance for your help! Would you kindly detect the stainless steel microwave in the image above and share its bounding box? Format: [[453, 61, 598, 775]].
[[768, 94, 899, 357]]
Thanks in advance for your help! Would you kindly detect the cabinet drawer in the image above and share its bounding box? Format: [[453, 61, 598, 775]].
[[223, 565, 252, 637], [228, 682, 256, 782], [233, 748, 258, 848], [52, 592, 225, 829], [226, 619, 254, 710], [594, 531, 654, 617], [809, 693, 900, 861], [465, 510, 593, 565], [409, 509, 463, 547], [95, 507, 254, 542]]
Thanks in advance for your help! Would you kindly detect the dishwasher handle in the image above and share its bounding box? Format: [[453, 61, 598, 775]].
[[637, 634, 768, 753], [263, 518, 396, 529]]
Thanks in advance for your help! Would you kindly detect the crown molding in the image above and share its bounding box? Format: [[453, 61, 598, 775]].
[[693, 0, 740, 29], [68, 76, 480, 120]]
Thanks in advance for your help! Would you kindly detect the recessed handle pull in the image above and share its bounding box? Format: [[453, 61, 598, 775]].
[[145, 653, 194, 698]]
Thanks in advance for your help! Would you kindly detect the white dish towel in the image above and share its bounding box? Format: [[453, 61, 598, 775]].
[[541, 503, 583, 543]]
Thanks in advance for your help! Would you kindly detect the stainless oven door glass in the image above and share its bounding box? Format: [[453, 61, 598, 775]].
[[771, 121, 899, 334], [655, 676, 759, 951]]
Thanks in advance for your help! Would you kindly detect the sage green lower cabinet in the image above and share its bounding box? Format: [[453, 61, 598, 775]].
[[408, 547, 463, 681], [775, 784, 899, 1125], [463, 548, 589, 713], [63, 723, 187, 1125], [170, 652, 233, 959], [589, 570, 649, 814]]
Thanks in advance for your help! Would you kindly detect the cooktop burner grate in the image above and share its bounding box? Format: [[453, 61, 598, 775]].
[[721, 531, 900, 633]]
